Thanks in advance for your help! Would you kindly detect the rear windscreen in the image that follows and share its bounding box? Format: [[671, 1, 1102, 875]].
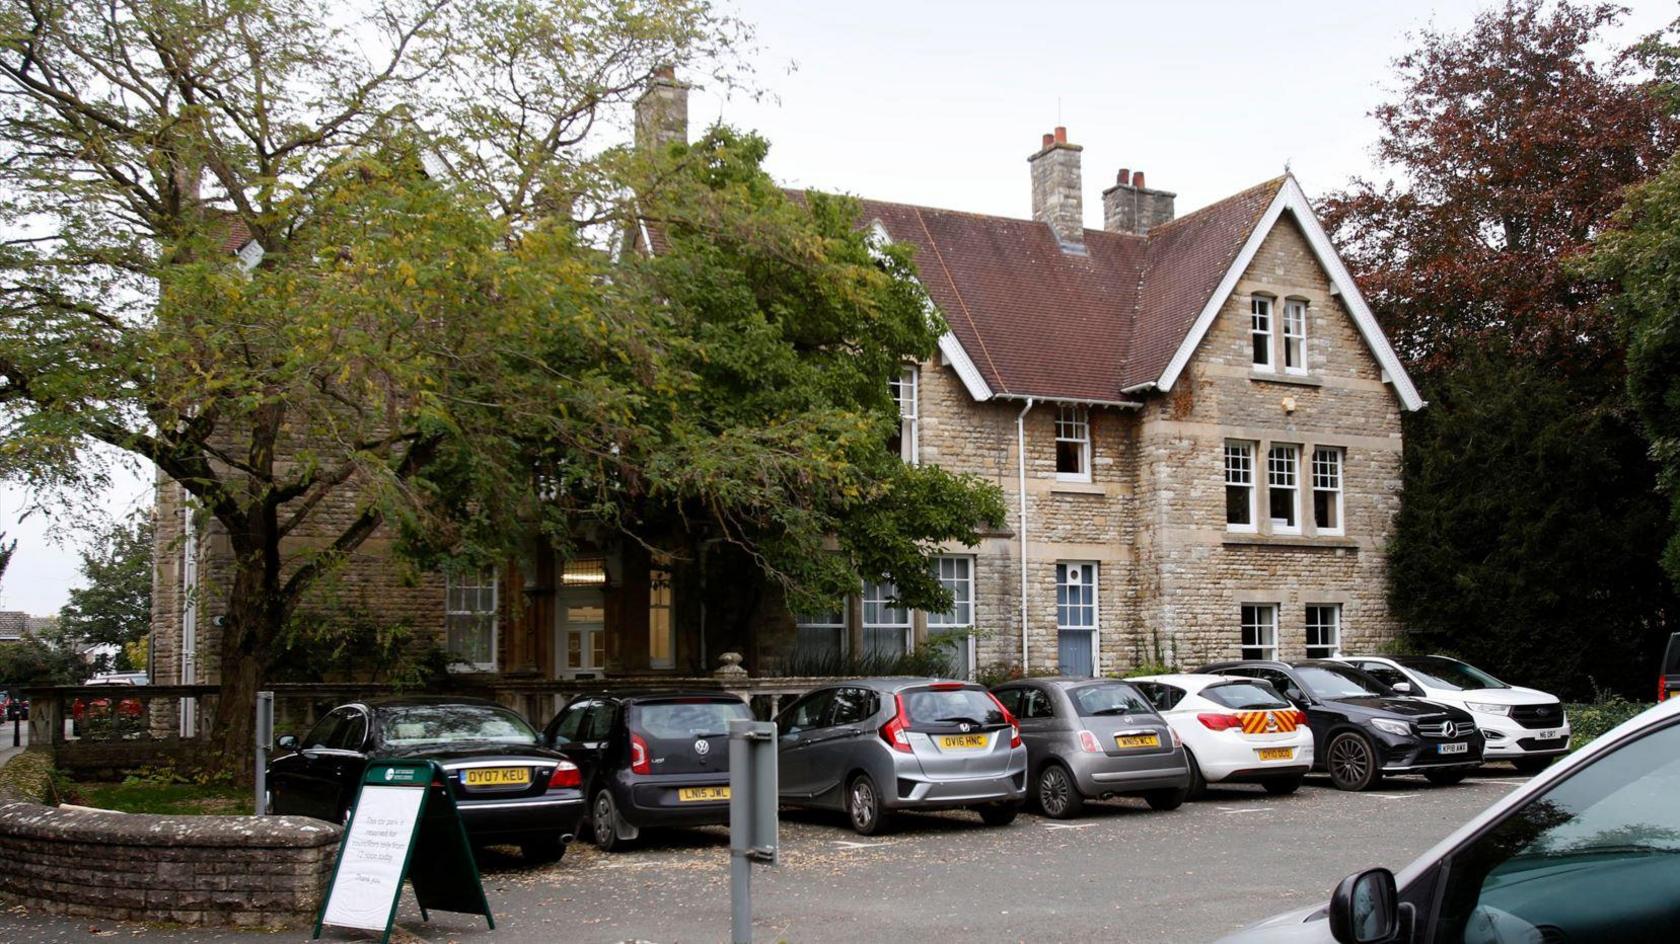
[[1069, 682, 1153, 717], [633, 700, 751, 739], [902, 689, 1004, 726], [1667, 634, 1680, 674], [1201, 682, 1291, 710]]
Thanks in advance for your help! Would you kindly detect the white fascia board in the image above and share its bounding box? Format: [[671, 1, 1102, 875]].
[[1153, 176, 1425, 412], [873, 218, 995, 403]]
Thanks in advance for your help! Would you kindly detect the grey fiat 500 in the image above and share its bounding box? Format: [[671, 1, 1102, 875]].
[[991, 677, 1192, 818], [774, 678, 1029, 835]]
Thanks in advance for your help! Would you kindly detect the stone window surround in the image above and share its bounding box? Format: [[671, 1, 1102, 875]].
[[1235, 591, 1355, 660], [1054, 405, 1092, 483], [1224, 433, 1353, 544], [1244, 288, 1320, 384]]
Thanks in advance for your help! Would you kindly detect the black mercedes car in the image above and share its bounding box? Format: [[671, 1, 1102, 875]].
[[1195, 660, 1484, 791], [542, 691, 752, 851], [267, 696, 585, 861]]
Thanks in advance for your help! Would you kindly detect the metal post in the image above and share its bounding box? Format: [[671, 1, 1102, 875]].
[[11, 713, 18, 748], [728, 719, 778, 944], [254, 691, 274, 815]]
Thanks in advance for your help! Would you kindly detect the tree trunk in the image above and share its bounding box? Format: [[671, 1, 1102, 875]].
[[206, 535, 285, 786]]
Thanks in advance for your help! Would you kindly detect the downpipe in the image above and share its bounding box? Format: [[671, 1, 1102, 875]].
[[1016, 398, 1034, 673]]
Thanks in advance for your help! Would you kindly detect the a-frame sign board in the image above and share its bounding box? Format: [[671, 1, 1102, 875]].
[[314, 759, 494, 943]]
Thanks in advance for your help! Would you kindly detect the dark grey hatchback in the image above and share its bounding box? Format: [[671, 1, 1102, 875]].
[[991, 677, 1191, 817]]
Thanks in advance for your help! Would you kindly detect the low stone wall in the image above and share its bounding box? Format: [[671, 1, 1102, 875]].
[[0, 802, 340, 927]]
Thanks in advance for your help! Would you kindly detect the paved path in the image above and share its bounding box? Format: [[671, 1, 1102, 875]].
[[0, 720, 29, 769], [0, 767, 1534, 944]]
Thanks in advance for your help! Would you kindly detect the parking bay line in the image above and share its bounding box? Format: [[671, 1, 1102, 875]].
[[1216, 806, 1275, 814], [1042, 822, 1099, 830]]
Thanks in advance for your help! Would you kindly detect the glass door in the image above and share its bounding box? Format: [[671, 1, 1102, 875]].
[[555, 588, 605, 678]]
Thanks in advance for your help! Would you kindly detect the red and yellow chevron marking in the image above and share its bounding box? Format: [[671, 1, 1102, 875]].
[[1238, 710, 1298, 734]]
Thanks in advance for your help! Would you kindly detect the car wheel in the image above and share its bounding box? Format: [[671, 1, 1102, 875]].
[[1327, 732, 1382, 791], [1261, 775, 1303, 796], [1424, 768, 1469, 786], [1512, 756, 1555, 774], [977, 802, 1020, 827], [1144, 788, 1187, 811], [1036, 763, 1085, 819], [1183, 749, 1208, 799], [520, 832, 567, 864], [846, 773, 892, 836], [592, 789, 628, 852]]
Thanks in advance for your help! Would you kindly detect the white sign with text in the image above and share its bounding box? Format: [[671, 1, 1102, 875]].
[[320, 784, 426, 931]]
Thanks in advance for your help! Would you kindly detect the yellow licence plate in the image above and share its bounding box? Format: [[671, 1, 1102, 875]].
[[1116, 734, 1161, 749], [463, 767, 530, 787], [1256, 747, 1295, 762], [678, 786, 731, 802], [938, 734, 989, 750]]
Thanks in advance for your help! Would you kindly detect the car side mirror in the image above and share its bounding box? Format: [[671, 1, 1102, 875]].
[[1391, 682, 1414, 695], [1329, 868, 1399, 944], [275, 734, 298, 751], [1285, 687, 1310, 705]]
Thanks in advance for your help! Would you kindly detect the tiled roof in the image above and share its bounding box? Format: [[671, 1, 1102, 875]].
[[0, 612, 25, 640]]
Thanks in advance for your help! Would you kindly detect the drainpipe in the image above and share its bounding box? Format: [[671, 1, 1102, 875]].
[[1015, 398, 1034, 673]]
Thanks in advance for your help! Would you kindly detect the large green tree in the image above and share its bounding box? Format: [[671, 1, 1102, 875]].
[[57, 513, 154, 673]]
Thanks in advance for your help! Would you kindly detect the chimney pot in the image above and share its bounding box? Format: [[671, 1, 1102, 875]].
[[1042, 132, 1055, 150], [1054, 126, 1068, 144], [1102, 166, 1176, 236], [1117, 168, 1130, 186], [1132, 171, 1145, 189]]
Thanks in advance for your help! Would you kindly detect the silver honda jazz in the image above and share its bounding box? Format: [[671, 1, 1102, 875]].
[[774, 678, 1029, 834]]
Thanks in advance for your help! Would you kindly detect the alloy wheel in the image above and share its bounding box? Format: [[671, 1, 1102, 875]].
[[849, 778, 877, 832], [1039, 766, 1071, 817], [1329, 734, 1374, 790]]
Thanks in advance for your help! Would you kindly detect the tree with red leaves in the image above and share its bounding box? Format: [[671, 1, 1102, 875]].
[[1321, 0, 1679, 375]]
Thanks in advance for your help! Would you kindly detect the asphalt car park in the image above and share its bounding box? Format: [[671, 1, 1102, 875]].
[[0, 766, 1535, 944]]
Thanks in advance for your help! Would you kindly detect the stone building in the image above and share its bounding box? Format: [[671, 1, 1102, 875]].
[[150, 75, 1422, 695]]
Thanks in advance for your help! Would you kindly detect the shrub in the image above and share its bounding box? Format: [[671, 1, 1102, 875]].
[[1564, 694, 1650, 750]]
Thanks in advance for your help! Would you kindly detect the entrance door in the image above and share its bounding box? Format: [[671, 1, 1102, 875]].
[[555, 588, 606, 678]]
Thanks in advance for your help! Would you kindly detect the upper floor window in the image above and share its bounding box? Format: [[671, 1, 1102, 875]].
[[1282, 300, 1307, 373], [1225, 441, 1257, 531], [445, 567, 498, 672], [1241, 603, 1278, 660], [1267, 444, 1300, 533], [1055, 405, 1091, 482], [889, 366, 919, 464], [1250, 296, 1274, 370], [927, 556, 975, 629], [1312, 447, 1344, 535]]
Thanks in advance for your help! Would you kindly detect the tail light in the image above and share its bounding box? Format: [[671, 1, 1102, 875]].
[[880, 694, 912, 752], [629, 733, 651, 774], [930, 682, 965, 691], [548, 760, 581, 789], [985, 692, 1023, 748], [1661, 678, 1669, 703], [1289, 709, 1308, 726], [1076, 729, 1102, 753], [1197, 712, 1244, 732], [1168, 728, 1182, 749]]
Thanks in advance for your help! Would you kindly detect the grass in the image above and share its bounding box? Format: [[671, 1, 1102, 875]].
[[69, 780, 252, 816]]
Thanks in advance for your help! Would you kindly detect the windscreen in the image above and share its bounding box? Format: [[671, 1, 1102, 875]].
[[902, 688, 1005, 726], [1202, 681, 1291, 710], [377, 704, 538, 749], [1295, 665, 1390, 699], [1666, 634, 1680, 674], [1397, 656, 1508, 691], [633, 700, 751, 739], [1069, 682, 1154, 717]]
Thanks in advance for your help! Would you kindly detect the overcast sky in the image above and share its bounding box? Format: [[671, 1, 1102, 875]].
[[4, 0, 1676, 616]]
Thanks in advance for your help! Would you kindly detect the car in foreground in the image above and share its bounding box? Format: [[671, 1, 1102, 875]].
[[1129, 673, 1313, 797], [1196, 660, 1483, 791], [268, 696, 585, 861], [1662, 631, 1679, 703], [775, 678, 1028, 835], [542, 691, 752, 851], [990, 677, 1190, 817], [1340, 655, 1568, 773], [1217, 692, 1680, 943]]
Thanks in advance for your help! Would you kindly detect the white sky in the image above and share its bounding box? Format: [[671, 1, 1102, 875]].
[[3, 0, 1676, 615]]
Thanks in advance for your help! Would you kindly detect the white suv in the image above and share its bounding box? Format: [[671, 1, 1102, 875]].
[[1341, 655, 1568, 773]]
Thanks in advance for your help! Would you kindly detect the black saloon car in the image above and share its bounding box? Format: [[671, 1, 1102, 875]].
[[543, 691, 751, 851], [1196, 660, 1484, 791], [267, 697, 585, 861]]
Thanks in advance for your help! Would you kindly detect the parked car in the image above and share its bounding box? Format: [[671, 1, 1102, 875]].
[[0, 691, 26, 721], [1195, 660, 1484, 791], [71, 677, 144, 737], [267, 696, 585, 862], [1661, 631, 1680, 703], [1218, 691, 1680, 943], [541, 691, 752, 851], [989, 676, 1190, 817], [1340, 655, 1569, 773], [1129, 673, 1314, 797], [774, 679, 1027, 835]]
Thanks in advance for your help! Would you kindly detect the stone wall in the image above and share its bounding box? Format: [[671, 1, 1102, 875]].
[[0, 802, 339, 927]]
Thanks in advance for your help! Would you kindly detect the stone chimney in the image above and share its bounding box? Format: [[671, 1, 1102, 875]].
[[1102, 168, 1176, 235], [1028, 126, 1084, 249], [634, 65, 689, 151]]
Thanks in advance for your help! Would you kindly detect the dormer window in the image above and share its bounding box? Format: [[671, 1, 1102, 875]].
[[1055, 406, 1091, 482], [1283, 300, 1308, 374], [1250, 296, 1274, 370]]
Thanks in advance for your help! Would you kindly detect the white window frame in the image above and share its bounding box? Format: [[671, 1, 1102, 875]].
[[927, 555, 975, 629], [1267, 444, 1301, 534], [1250, 295, 1274, 371], [1282, 299, 1308, 374], [445, 567, 499, 672], [862, 580, 912, 660], [1312, 446, 1345, 536], [1056, 561, 1100, 674], [1225, 440, 1257, 533], [648, 563, 674, 669], [891, 366, 919, 465], [1241, 603, 1278, 661], [795, 609, 848, 662], [1306, 604, 1342, 659], [1054, 405, 1092, 483]]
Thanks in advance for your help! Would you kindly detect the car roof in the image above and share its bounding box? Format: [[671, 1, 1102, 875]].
[[995, 676, 1125, 688], [568, 689, 746, 704], [1129, 673, 1251, 690], [1197, 660, 1290, 672], [367, 695, 505, 710]]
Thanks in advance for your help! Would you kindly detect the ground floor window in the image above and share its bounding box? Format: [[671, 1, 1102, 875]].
[[445, 568, 498, 671], [1306, 604, 1341, 659], [1240, 603, 1277, 661], [795, 610, 847, 664], [1056, 562, 1098, 676], [928, 556, 975, 677], [862, 580, 911, 661], [648, 563, 674, 669]]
